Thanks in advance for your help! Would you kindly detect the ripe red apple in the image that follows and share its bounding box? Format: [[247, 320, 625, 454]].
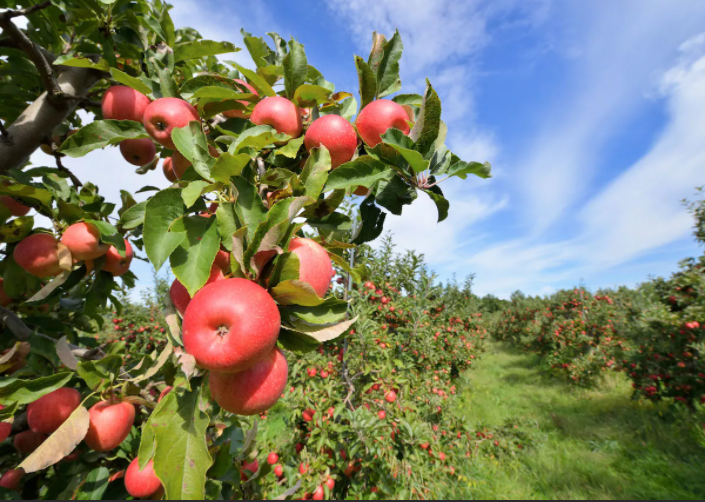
[[27, 387, 81, 434], [355, 99, 410, 147], [163, 158, 178, 183], [241, 459, 259, 481], [171, 145, 220, 179], [103, 239, 133, 276], [13, 430, 47, 454], [267, 452, 279, 465], [312, 486, 324, 500], [61, 222, 109, 261], [125, 457, 162, 499], [325, 477, 335, 491], [304, 115, 358, 169], [385, 390, 397, 403], [224, 79, 259, 119], [0, 469, 23, 492], [288, 238, 334, 298], [250, 96, 303, 138], [0, 406, 11, 443], [0, 279, 13, 307], [143, 98, 200, 150], [170, 264, 225, 316], [13, 233, 65, 278], [274, 464, 284, 478], [0, 195, 30, 217], [214, 249, 230, 274], [209, 347, 288, 416], [84, 400, 135, 452], [101, 86, 151, 122], [378, 410, 386, 420], [119, 138, 157, 166], [182, 278, 281, 373]]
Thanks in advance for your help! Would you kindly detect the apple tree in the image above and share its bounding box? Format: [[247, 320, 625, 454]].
[[0, 0, 491, 499]]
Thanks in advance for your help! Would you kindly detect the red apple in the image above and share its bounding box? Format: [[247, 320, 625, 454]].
[[325, 477, 335, 491], [103, 239, 133, 277], [214, 249, 230, 274], [0, 469, 23, 492], [171, 145, 220, 179], [224, 79, 259, 119], [378, 410, 386, 420], [304, 115, 358, 169], [61, 222, 109, 261], [0, 279, 13, 307], [274, 464, 284, 478], [125, 457, 162, 499], [143, 98, 200, 150], [312, 486, 324, 500], [170, 264, 225, 316], [84, 400, 135, 452], [355, 99, 410, 146], [288, 238, 334, 298], [13, 430, 47, 454], [101, 86, 151, 122], [27, 387, 81, 434], [13, 233, 65, 278], [250, 96, 303, 138], [163, 158, 178, 183], [0, 405, 11, 443], [0, 195, 30, 217], [182, 278, 281, 373], [241, 459, 259, 481], [119, 138, 157, 166], [209, 347, 288, 416], [267, 452, 279, 465]]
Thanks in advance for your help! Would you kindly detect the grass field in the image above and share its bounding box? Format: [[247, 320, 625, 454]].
[[448, 342, 705, 500]]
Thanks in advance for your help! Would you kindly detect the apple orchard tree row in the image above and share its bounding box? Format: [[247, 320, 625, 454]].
[[0, 0, 491, 499]]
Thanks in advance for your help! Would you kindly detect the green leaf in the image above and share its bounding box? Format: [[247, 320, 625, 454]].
[[170, 216, 220, 297], [275, 135, 305, 159], [0, 401, 18, 420], [423, 186, 449, 223], [0, 373, 73, 406], [328, 251, 361, 284], [393, 93, 423, 106], [307, 212, 352, 241], [376, 30, 403, 98], [54, 55, 110, 72], [215, 202, 239, 252], [270, 280, 324, 307], [84, 219, 125, 256], [283, 39, 308, 100], [300, 146, 331, 199], [230, 125, 288, 155], [324, 156, 391, 191], [269, 252, 300, 287], [59, 120, 149, 158], [192, 87, 255, 100], [380, 129, 430, 174], [171, 122, 215, 180], [181, 181, 212, 208], [231, 177, 267, 244], [292, 84, 332, 108], [174, 40, 239, 62], [375, 175, 417, 215], [76, 356, 122, 390], [355, 56, 376, 110], [159, 66, 180, 98], [144, 189, 187, 271], [210, 153, 251, 184], [0, 216, 34, 243], [243, 34, 274, 68], [367, 32, 387, 73], [409, 81, 442, 154], [109, 68, 152, 95], [119, 201, 147, 229], [151, 385, 212, 500], [76, 467, 110, 500], [277, 327, 319, 354], [281, 298, 349, 327], [227, 61, 276, 97], [353, 198, 386, 245], [180, 74, 248, 100], [42, 173, 70, 200], [447, 158, 492, 180], [0, 183, 53, 208]]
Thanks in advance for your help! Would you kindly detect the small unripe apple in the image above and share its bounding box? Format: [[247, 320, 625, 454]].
[[13, 430, 47, 454], [250, 96, 303, 138], [13, 233, 65, 278], [163, 158, 178, 183], [103, 239, 133, 277], [182, 278, 281, 373], [143, 98, 200, 150], [0, 405, 11, 442], [224, 79, 259, 119], [355, 99, 410, 146], [119, 138, 157, 166], [170, 264, 225, 316], [288, 238, 334, 298], [171, 145, 220, 179], [27, 387, 81, 434], [125, 457, 162, 499], [102, 86, 151, 122], [61, 222, 109, 261], [209, 347, 288, 415], [0, 195, 30, 217], [84, 400, 135, 452], [304, 115, 358, 169], [0, 469, 23, 492], [0, 279, 13, 307]]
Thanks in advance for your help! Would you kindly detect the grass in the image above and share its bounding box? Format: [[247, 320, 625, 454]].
[[448, 341, 705, 500]]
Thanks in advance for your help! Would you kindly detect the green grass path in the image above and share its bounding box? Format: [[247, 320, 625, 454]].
[[452, 342, 705, 500]]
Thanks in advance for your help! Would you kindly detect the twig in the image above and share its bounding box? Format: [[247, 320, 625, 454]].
[[54, 155, 83, 187], [79, 98, 102, 109], [0, 4, 63, 104]]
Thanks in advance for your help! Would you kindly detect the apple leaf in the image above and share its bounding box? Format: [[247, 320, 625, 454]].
[[353, 198, 386, 245], [151, 383, 212, 500], [376, 29, 403, 98], [170, 215, 220, 298], [59, 120, 150, 158], [392, 94, 423, 106], [293, 84, 332, 108], [277, 327, 320, 354], [283, 38, 308, 100], [215, 202, 239, 252], [306, 212, 353, 242], [75, 467, 110, 501], [18, 406, 90, 473], [172, 122, 216, 180], [0, 216, 34, 243], [375, 175, 418, 215], [409, 81, 442, 154], [300, 146, 331, 199], [275, 136, 305, 159], [0, 373, 73, 406], [324, 156, 391, 192], [174, 40, 239, 62], [269, 252, 300, 288], [0, 183, 54, 208], [181, 181, 213, 209], [231, 177, 268, 244], [446, 157, 493, 180], [54, 55, 110, 72], [380, 129, 429, 174], [355, 56, 376, 110], [281, 298, 350, 327], [119, 201, 147, 230], [422, 186, 449, 223], [270, 280, 324, 307], [368, 32, 387, 73], [229, 125, 288, 155], [76, 355, 122, 390], [143, 189, 187, 271], [180, 74, 249, 99], [227, 61, 276, 97], [210, 153, 251, 184]]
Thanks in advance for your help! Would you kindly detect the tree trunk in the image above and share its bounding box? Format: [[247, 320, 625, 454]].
[[0, 66, 103, 172]]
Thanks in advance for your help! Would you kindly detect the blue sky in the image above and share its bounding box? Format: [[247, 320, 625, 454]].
[[27, 0, 705, 298]]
